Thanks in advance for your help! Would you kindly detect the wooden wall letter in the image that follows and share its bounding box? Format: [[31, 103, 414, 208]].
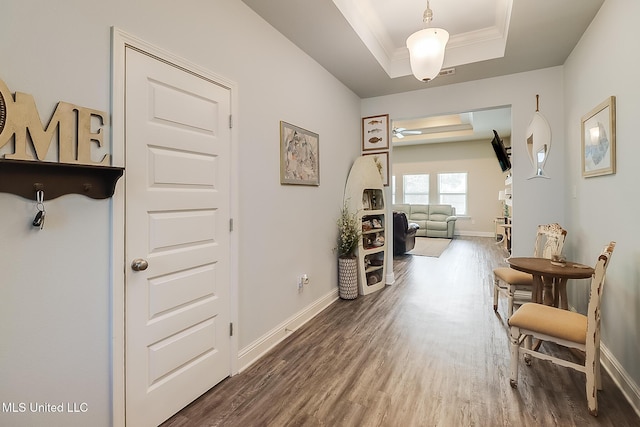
[[0, 78, 110, 166]]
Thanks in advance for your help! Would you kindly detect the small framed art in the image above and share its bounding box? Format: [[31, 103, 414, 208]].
[[362, 191, 371, 210], [582, 96, 616, 177], [363, 151, 389, 186], [280, 121, 320, 186], [362, 114, 389, 151]]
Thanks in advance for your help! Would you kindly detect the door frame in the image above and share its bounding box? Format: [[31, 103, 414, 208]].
[[110, 27, 240, 427]]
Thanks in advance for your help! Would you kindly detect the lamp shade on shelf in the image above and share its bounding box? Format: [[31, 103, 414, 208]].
[[406, 28, 449, 82]]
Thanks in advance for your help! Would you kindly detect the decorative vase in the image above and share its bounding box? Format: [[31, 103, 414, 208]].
[[338, 256, 358, 299]]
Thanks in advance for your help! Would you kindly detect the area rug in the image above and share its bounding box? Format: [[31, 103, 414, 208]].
[[407, 237, 451, 257]]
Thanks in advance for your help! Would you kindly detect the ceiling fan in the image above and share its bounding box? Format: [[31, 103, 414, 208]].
[[393, 127, 422, 139]]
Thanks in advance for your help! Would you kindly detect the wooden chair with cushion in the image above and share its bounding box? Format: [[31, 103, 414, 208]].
[[508, 241, 615, 416], [493, 223, 567, 317]]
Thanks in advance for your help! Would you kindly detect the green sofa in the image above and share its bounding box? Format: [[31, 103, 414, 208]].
[[393, 204, 457, 238]]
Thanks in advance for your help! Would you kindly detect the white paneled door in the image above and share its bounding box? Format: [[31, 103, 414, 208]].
[[125, 47, 231, 427]]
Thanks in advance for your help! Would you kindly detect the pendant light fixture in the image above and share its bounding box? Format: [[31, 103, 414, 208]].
[[406, 0, 449, 82]]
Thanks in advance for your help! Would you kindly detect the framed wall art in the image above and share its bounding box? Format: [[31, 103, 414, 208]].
[[280, 121, 320, 186], [362, 114, 389, 151], [363, 151, 389, 186], [362, 191, 371, 210], [582, 96, 616, 177]]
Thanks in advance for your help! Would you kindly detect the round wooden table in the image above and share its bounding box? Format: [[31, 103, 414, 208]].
[[507, 257, 594, 309]]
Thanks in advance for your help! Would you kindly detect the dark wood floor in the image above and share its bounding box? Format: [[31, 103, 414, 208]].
[[162, 237, 639, 426]]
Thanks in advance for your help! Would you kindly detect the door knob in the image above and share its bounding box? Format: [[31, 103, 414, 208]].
[[131, 258, 149, 271]]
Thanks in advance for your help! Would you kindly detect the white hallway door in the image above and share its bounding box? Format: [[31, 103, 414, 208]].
[[125, 47, 231, 426]]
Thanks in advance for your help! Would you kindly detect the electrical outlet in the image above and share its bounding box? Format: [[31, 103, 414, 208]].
[[297, 274, 309, 292]]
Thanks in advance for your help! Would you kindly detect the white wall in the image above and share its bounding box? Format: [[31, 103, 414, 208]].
[[3, 0, 638, 424], [392, 138, 509, 236], [362, 67, 567, 255], [0, 1, 361, 425], [564, 0, 640, 405]]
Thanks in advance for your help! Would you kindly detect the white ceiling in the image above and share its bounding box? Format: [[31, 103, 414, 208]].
[[242, 0, 604, 144], [332, 0, 513, 80], [392, 107, 511, 147]]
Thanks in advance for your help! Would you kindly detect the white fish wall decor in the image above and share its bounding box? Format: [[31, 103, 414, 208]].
[[525, 95, 551, 179]]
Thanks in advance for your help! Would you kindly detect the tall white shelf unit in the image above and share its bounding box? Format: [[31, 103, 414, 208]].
[[344, 156, 387, 295]]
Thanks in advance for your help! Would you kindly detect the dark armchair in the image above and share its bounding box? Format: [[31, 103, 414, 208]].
[[393, 212, 419, 256]]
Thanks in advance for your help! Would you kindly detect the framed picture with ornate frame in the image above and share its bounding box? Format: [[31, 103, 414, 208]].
[[362, 114, 389, 151], [280, 121, 320, 186], [582, 96, 616, 177], [363, 151, 389, 186]]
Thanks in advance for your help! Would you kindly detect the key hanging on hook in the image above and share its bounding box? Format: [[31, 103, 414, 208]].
[[33, 189, 46, 230]]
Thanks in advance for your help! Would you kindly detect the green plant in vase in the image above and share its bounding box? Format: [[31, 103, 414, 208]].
[[336, 201, 361, 259], [336, 201, 361, 299]]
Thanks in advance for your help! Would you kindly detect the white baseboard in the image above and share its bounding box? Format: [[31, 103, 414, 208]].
[[569, 305, 640, 417], [601, 343, 640, 418], [237, 288, 339, 372]]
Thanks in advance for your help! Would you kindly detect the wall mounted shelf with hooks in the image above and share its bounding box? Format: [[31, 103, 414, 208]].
[[0, 159, 124, 200]]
